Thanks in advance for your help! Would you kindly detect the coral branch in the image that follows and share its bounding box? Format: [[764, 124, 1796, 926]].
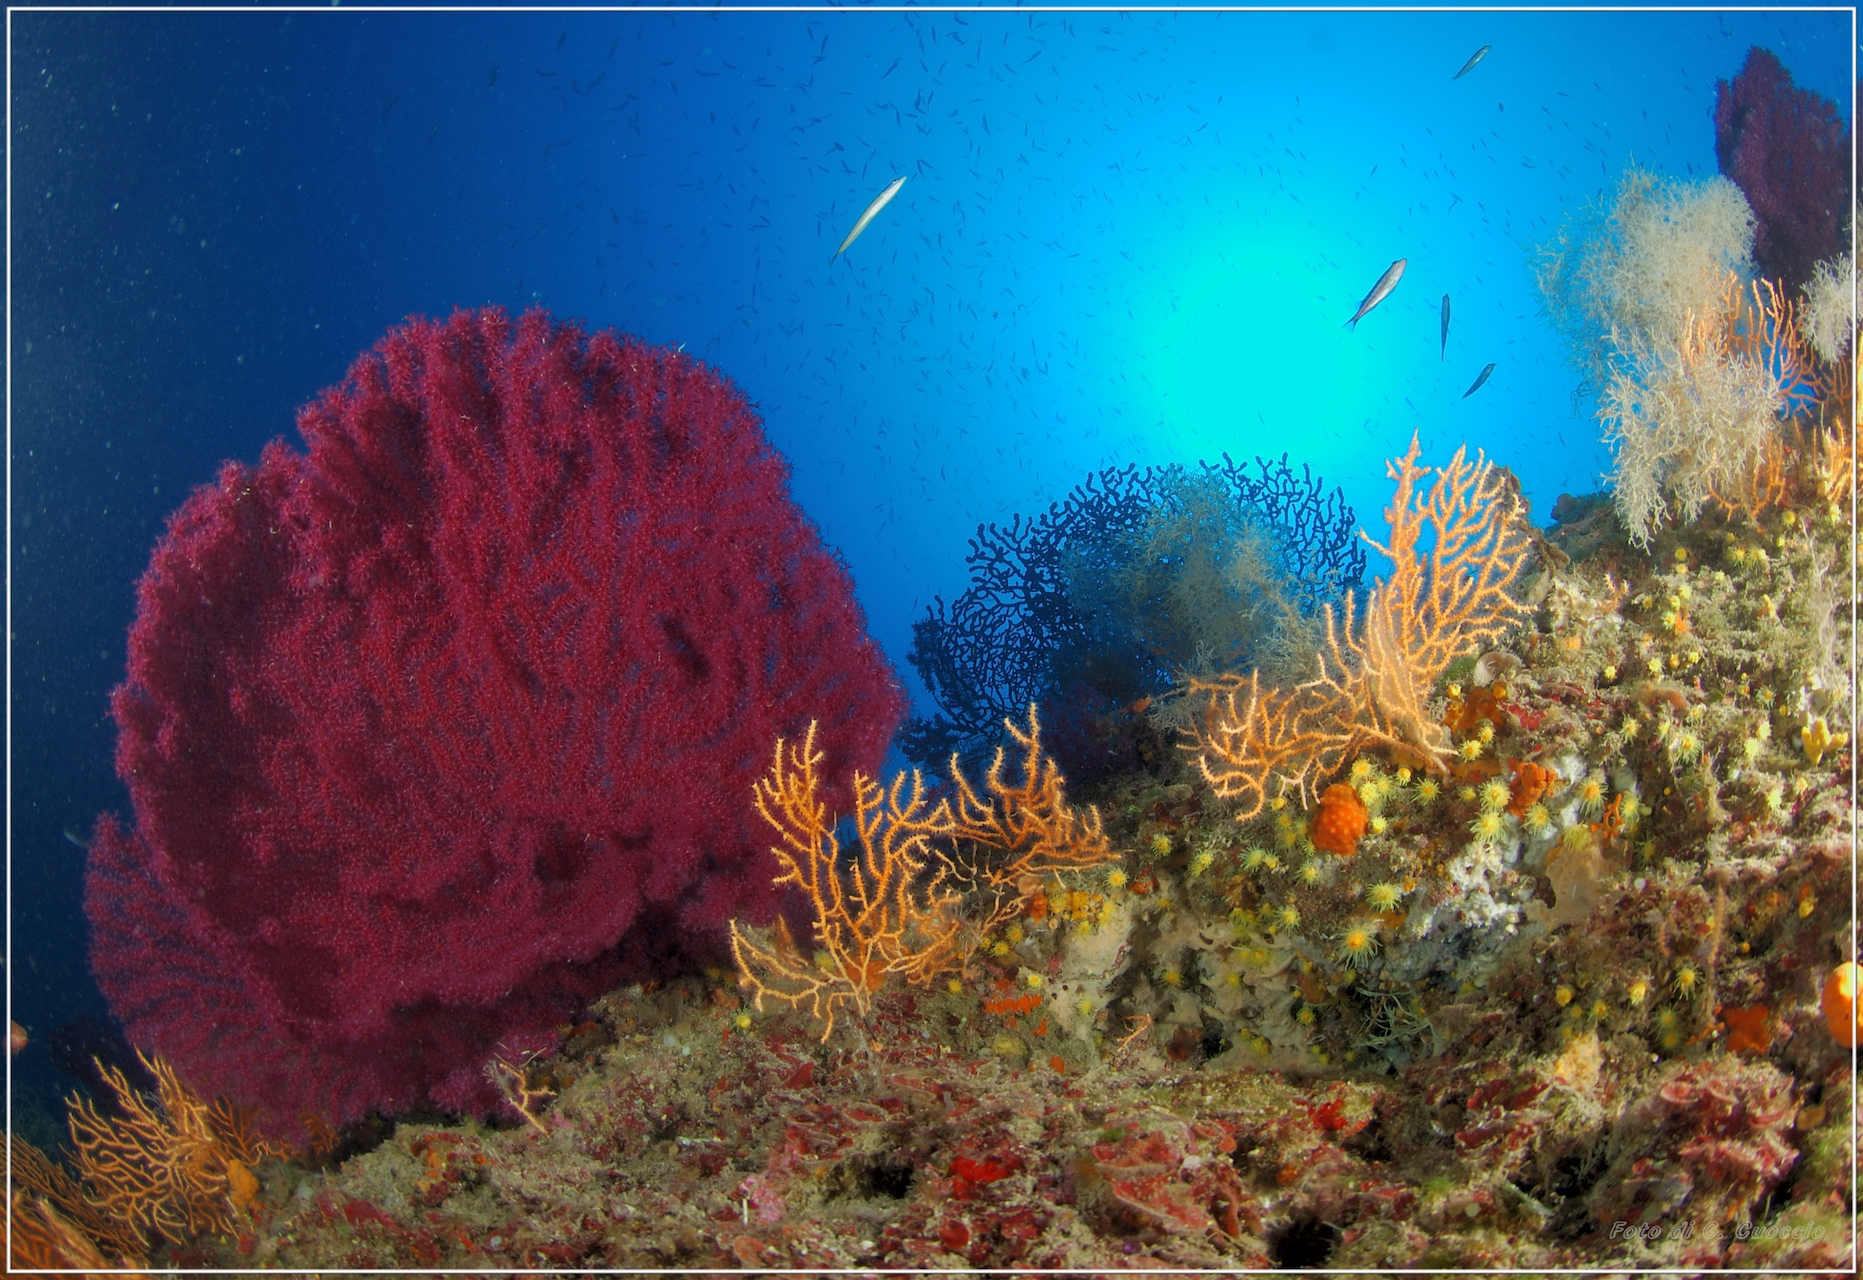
[[67, 1051, 276, 1250], [1188, 432, 1531, 808], [1188, 672, 1356, 819], [1324, 434, 1534, 772], [731, 707, 1114, 1039]]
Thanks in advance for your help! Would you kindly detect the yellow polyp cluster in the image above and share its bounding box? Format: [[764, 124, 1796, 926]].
[[1668, 727, 1703, 764], [1577, 772, 1607, 816], [1336, 921, 1380, 968], [1364, 882, 1403, 912], [1050, 883, 1103, 925]]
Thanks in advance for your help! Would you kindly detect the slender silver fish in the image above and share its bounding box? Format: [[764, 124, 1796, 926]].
[[1453, 44, 1491, 79], [1440, 294, 1451, 360], [831, 175, 908, 263], [1345, 258, 1406, 330], [1462, 361, 1496, 398]]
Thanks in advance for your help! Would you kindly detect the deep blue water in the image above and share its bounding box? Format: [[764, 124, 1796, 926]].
[[8, 8, 1852, 1121]]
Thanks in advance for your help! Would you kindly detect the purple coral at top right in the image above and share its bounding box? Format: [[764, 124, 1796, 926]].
[[1713, 46, 1852, 296]]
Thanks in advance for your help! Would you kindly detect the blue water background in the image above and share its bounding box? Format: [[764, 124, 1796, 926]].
[[9, 9, 1853, 1118]]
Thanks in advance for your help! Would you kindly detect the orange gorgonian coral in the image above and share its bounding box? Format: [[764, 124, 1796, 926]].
[[729, 705, 1114, 1040], [8, 1137, 146, 1271], [1698, 274, 1856, 522], [1189, 431, 1531, 818], [67, 1050, 277, 1249]]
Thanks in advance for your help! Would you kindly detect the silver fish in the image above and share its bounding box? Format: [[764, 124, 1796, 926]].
[[1462, 361, 1496, 398], [831, 175, 908, 263], [1440, 294, 1451, 360], [1345, 258, 1405, 330], [1453, 44, 1491, 79]]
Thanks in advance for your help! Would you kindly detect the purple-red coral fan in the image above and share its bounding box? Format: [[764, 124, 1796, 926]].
[[86, 307, 903, 1136], [1713, 45, 1852, 295]]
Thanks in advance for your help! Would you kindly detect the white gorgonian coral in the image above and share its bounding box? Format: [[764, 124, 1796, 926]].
[[1800, 248, 1856, 367]]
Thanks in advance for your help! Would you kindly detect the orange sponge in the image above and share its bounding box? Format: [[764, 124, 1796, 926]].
[[1822, 962, 1862, 1046], [1310, 783, 1370, 856], [1506, 759, 1557, 817]]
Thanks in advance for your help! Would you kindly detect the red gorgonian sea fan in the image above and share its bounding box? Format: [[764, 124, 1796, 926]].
[[85, 307, 904, 1136], [1713, 45, 1851, 296]]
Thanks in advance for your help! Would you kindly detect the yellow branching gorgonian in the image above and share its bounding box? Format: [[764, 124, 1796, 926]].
[[730, 705, 1114, 1040], [1188, 432, 1531, 818]]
